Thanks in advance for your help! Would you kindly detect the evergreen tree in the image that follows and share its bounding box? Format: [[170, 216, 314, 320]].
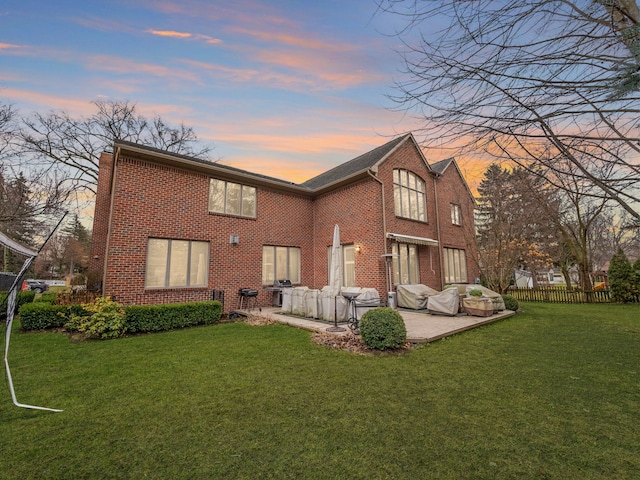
[[608, 248, 635, 303]]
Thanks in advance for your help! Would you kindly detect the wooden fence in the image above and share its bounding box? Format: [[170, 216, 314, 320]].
[[506, 286, 639, 304]]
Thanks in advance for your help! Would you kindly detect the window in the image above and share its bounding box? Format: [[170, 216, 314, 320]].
[[393, 169, 427, 222], [262, 246, 300, 284], [392, 243, 420, 285], [209, 179, 256, 218], [444, 248, 467, 284], [451, 204, 462, 225], [145, 238, 209, 288], [327, 244, 356, 288]]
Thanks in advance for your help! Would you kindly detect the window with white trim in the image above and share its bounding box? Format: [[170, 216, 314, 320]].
[[393, 169, 427, 222], [262, 246, 301, 284], [145, 238, 209, 288], [392, 243, 420, 285], [451, 203, 462, 225], [209, 179, 256, 218], [444, 248, 467, 284], [327, 244, 356, 288]]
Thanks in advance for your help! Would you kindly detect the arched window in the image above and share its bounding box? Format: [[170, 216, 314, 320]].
[[393, 169, 427, 222]]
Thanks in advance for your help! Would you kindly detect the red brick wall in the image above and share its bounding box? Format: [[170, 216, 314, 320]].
[[90, 137, 479, 312], [101, 155, 314, 310], [312, 177, 387, 295], [87, 152, 114, 289], [432, 162, 480, 285]]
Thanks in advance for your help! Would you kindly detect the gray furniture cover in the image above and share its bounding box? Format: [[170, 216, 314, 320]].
[[397, 284, 439, 309], [427, 287, 460, 316]]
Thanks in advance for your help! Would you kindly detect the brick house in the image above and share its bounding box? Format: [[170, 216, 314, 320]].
[[88, 133, 479, 312]]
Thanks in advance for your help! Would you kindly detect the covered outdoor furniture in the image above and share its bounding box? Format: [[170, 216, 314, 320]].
[[396, 284, 439, 309], [462, 297, 494, 317], [291, 287, 308, 316], [450, 284, 506, 312], [427, 287, 460, 316]]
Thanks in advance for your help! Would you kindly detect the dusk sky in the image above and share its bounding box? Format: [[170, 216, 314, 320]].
[[1, 0, 481, 186]]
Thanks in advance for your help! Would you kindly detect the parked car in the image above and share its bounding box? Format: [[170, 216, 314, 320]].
[[25, 279, 49, 294]]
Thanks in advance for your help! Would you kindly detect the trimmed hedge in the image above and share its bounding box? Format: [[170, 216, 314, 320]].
[[501, 294, 519, 311], [19, 302, 70, 330], [125, 300, 222, 333], [34, 292, 58, 304], [19, 299, 223, 335], [359, 307, 407, 350]]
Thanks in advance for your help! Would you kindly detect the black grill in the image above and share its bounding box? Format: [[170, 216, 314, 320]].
[[274, 279, 292, 288], [238, 288, 258, 297]]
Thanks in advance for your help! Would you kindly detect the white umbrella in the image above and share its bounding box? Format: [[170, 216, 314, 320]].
[[326, 224, 346, 332]]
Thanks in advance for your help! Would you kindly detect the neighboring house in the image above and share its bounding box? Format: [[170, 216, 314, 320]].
[[88, 133, 479, 312]]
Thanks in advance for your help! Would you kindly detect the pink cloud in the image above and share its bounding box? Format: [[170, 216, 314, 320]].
[[84, 54, 202, 84], [0, 87, 97, 115], [145, 29, 222, 44]]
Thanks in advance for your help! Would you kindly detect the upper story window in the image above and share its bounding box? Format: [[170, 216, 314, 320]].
[[209, 179, 256, 218], [451, 203, 462, 226], [393, 169, 426, 222]]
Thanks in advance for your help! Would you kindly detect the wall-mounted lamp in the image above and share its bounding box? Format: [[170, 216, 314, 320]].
[[229, 234, 240, 245], [355, 244, 362, 253]]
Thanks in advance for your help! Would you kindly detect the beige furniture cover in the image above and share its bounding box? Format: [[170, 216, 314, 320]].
[[396, 284, 439, 309]]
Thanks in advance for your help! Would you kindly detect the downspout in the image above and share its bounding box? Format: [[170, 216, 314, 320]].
[[102, 146, 120, 293], [367, 169, 387, 254], [432, 174, 445, 289]]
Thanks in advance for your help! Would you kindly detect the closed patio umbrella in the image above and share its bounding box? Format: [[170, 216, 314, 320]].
[[326, 224, 346, 332]]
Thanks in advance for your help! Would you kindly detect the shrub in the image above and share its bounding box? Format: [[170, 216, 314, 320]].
[[1, 290, 36, 315], [608, 248, 635, 303], [468, 289, 483, 297], [19, 302, 69, 330], [34, 292, 58, 304], [66, 296, 126, 340], [125, 300, 222, 333], [502, 294, 519, 311], [359, 307, 407, 350]]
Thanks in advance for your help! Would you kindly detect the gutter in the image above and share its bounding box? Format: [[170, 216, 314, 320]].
[[432, 173, 445, 289]]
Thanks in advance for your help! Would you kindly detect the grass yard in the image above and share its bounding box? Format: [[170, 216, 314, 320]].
[[1, 302, 639, 479]]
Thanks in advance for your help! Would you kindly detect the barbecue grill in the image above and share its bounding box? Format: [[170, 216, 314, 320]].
[[265, 280, 292, 307], [237, 288, 260, 311]]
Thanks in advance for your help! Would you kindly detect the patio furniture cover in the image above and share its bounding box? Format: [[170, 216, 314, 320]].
[[354, 288, 381, 320], [427, 287, 460, 316], [461, 285, 506, 311], [396, 284, 439, 309], [319, 286, 349, 322], [280, 287, 293, 313], [291, 287, 308, 316], [304, 289, 320, 318]]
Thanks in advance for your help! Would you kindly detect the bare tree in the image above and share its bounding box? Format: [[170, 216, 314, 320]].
[[19, 100, 213, 195], [380, 0, 640, 220]]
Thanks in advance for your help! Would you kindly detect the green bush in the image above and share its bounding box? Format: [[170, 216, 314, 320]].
[[1, 290, 36, 315], [359, 307, 407, 350], [65, 296, 126, 340], [34, 292, 58, 304], [468, 289, 483, 297], [125, 300, 222, 333], [502, 294, 519, 311], [19, 302, 69, 330], [609, 248, 636, 303]]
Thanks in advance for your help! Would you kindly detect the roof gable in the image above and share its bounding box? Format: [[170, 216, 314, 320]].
[[301, 134, 411, 190]]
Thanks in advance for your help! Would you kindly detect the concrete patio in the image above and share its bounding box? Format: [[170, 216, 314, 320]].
[[242, 306, 516, 343]]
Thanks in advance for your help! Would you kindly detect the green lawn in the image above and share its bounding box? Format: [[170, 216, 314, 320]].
[[1, 303, 639, 479]]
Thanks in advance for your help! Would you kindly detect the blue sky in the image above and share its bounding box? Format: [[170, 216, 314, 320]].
[[0, 0, 452, 184]]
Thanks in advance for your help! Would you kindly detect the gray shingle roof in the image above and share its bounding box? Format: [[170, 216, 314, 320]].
[[430, 158, 454, 175], [300, 134, 410, 190]]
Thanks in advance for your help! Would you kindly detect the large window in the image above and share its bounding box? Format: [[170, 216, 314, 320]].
[[392, 243, 420, 285], [262, 246, 301, 284], [145, 239, 209, 288], [444, 248, 467, 284], [451, 204, 462, 226], [327, 244, 356, 288], [209, 179, 256, 218], [393, 169, 427, 222]]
